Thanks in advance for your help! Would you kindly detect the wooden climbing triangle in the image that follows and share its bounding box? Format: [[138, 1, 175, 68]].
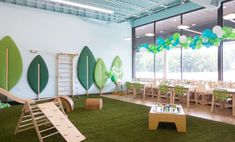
[[14, 97, 85, 142]]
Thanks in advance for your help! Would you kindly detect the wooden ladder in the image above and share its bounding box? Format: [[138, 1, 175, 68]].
[[56, 53, 78, 97]]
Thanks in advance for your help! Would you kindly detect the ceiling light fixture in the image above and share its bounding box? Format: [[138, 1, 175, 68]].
[[124, 37, 131, 41], [178, 25, 202, 35], [223, 13, 235, 20], [160, 31, 164, 33], [160, 4, 168, 8], [177, 25, 189, 29], [145, 33, 155, 37], [49, 0, 114, 14], [173, 19, 178, 22], [192, 23, 196, 26]]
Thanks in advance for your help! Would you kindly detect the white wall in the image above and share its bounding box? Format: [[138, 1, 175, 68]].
[[0, 3, 132, 99]]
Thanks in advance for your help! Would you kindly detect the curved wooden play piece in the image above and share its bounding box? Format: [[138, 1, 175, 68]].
[[0, 87, 35, 104], [59, 96, 74, 113]]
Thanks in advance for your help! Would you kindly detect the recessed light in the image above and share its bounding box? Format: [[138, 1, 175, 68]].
[[124, 37, 131, 40], [160, 31, 164, 33], [160, 4, 168, 8], [177, 25, 190, 29], [192, 23, 196, 26], [49, 0, 114, 14], [223, 6, 226, 9], [173, 19, 178, 22], [145, 33, 155, 37], [223, 13, 235, 20]]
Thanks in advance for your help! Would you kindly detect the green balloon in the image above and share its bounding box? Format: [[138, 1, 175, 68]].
[[182, 43, 188, 49], [109, 71, 113, 77], [209, 39, 214, 43], [214, 38, 220, 46], [165, 38, 171, 45], [173, 33, 180, 40], [230, 33, 235, 39], [111, 75, 117, 83], [188, 37, 193, 43], [196, 44, 202, 49]]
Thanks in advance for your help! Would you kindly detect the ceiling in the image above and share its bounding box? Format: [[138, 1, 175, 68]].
[[0, 0, 185, 23], [135, 0, 235, 39]]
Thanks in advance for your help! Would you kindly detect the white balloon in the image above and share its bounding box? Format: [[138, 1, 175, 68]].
[[216, 33, 223, 38], [212, 25, 222, 35], [179, 35, 187, 43], [202, 37, 208, 43]]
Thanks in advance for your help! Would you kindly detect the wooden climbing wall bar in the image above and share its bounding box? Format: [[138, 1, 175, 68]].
[[56, 53, 77, 97]]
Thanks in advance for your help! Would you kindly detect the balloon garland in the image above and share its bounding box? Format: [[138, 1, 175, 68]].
[[138, 26, 235, 53]]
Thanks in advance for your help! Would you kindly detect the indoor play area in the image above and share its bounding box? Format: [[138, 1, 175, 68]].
[[1, 0, 235, 142]]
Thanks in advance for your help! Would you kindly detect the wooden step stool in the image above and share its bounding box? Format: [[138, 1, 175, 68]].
[[85, 98, 103, 110]]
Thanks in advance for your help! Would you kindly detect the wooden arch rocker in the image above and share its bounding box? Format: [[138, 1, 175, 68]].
[[0, 88, 85, 142]]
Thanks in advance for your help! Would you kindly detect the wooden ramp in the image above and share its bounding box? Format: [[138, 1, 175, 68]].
[[0, 87, 35, 104], [14, 98, 85, 142], [38, 102, 85, 142]]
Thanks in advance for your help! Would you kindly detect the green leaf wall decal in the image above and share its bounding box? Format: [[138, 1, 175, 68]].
[[111, 56, 123, 82], [27, 55, 49, 98], [77, 46, 96, 95], [0, 36, 23, 91], [94, 58, 108, 94]]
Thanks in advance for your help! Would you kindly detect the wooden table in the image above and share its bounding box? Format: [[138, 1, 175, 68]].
[[210, 88, 235, 116], [149, 104, 186, 132], [130, 82, 154, 99]]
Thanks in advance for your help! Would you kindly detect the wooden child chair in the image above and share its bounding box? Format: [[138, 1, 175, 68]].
[[211, 89, 232, 113]]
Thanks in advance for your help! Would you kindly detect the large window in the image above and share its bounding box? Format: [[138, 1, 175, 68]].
[[223, 0, 235, 81], [155, 52, 164, 79], [182, 8, 218, 81], [223, 1, 235, 28], [167, 48, 181, 79], [183, 48, 218, 80], [223, 41, 235, 81], [133, 1, 235, 81], [155, 16, 181, 79], [135, 23, 154, 78]]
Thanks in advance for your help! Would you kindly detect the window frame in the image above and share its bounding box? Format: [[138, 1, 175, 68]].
[[132, 1, 231, 81]]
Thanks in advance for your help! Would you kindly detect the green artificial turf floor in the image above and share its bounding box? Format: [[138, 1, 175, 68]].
[[1, 95, 235, 142]]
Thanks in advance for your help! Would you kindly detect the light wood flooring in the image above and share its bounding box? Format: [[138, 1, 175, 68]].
[[103, 94, 235, 125]]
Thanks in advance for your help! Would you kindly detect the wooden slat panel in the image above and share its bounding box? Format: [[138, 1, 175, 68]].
[[38, 102, 85, 142]]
